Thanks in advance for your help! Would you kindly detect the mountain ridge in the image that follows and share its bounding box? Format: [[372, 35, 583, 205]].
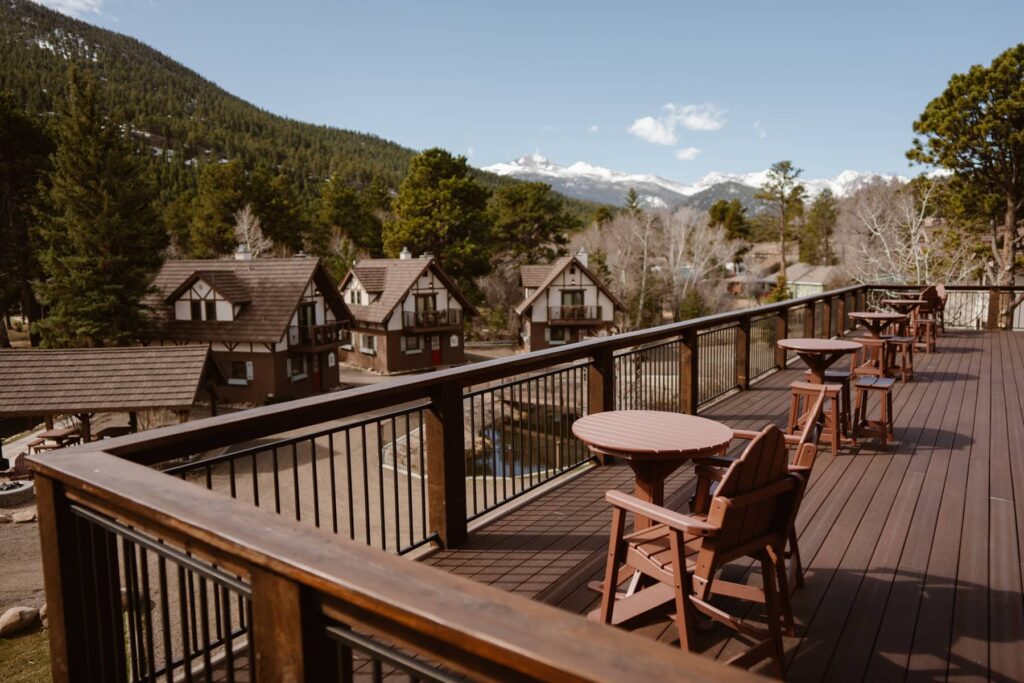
[[484, 154, 909, 211]]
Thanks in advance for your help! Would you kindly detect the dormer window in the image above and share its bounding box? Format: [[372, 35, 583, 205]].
[[190, 301, 201, 320], [205, 301, 217, 321]]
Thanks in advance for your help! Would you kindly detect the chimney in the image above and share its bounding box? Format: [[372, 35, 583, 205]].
[[234, 244, 252, 261], [399, 246, 412, 260], [420, 251, 434, 259], [575, 247, 588, 268]]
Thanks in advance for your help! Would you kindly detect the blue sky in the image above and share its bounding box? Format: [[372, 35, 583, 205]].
[[37, 0, 1024, 181]]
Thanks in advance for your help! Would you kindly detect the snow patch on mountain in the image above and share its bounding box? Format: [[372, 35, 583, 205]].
[[483, 155, 908, 209]]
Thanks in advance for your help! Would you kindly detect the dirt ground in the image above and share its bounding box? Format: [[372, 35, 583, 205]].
[[0, 509, 45, 613]]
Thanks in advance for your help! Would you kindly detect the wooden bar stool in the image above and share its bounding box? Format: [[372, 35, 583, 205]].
[[788, 381, 843, 456], [854, 337, 891, 378], [912, 316, 937, 353], [802, 354, 854, 439], [853, 376, 895, 447], [883, 334, 914, 382]]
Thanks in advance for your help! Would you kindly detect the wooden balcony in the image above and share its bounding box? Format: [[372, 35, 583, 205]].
[[403, 308, 463, 330], [288, 321, 348, 351], [549, 304, 604, 323], [28, 284, 1024, 681]]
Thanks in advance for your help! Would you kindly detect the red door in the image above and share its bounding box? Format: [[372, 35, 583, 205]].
[[431, 335, 442, 365]]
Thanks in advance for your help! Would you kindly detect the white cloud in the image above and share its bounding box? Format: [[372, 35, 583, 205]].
[[675, 146, 701, 161], [466, 146, 475, 158], [628, 102, 726, 145], [588, 124, 600, 133], [628, 116, 677, 145], [32, 0, 103, 16], [754, 120, 767, 139]]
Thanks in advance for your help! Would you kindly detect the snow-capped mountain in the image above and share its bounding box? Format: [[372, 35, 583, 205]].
[[483, 154, 907, 210]]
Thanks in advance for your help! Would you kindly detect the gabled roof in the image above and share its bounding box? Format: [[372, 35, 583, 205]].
[[339, 257, 477, 325], [515, 255, 624, 315], [778, 263, 847, 286], [143, 257, 351, 344], [0, 346, 221, 417], [165, 269, 250, 304]]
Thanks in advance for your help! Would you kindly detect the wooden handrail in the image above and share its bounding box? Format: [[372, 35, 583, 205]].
[[31, 447, 755, 683], [97, 284, 868, 463]]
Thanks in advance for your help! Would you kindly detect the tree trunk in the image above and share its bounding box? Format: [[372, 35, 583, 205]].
[[0, 318, 10, 348], [998, 198, 1018, 329]]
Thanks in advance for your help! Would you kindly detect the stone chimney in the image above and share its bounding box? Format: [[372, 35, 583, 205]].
[[575, 247, 588, 268], [399, 246, 412, 260], [234, 244, 252, 261]]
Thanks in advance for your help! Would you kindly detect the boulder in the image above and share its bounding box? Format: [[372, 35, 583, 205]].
[[39, 603, 48, 629], [11, 510, 36, 523], [0, 606, 40, 637]]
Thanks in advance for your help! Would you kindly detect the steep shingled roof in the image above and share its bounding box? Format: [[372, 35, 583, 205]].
[[143, 257, 350, 344], [0, 346, 219, 416], [515, 255, 624, 315], [165, 269, 250, 304], [340, 257, 477, 325]]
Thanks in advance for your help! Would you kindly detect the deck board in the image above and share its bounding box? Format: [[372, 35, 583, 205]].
[[420, 331, 1024, 681]]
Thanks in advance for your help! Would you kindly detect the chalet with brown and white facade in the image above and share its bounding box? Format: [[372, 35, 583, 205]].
[[142, 253, 352, 404], [338, 251, 476, 374], [516, 250, 623, 351]]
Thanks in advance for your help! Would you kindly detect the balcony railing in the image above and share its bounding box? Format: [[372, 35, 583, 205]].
[[403, 308, 462, 329], [549, 304, 602, 322], [288, 321, 348, 350], [29, 283, 1024, 681]]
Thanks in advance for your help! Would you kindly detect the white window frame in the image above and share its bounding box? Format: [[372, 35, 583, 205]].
[[359, 334, 377, 355]]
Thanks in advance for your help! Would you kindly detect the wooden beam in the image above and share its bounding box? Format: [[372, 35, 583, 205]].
[[735, 317, 751, 390], [424, 383, 467, 547], [250, 568, 337, 683], [587, 347, 616, 464], [680, 329, 699, 415], [775, 310, 788, 370], [822, 297, 833, 338]]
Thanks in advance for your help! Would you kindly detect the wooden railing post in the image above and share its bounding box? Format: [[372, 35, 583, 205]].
[[735, 316, 751, 390], [587, 348, 616, 464], [822, 297, 833, 338], [35, 475, 127, 683], [680, 329, 699, 414], [425, 384, 468, 548], [803, 303, 816, 338], [837, 294, 847, 334], [774, 308, 788, 369], [987, 288, 1001, 330], [250, 568, 337, 683]]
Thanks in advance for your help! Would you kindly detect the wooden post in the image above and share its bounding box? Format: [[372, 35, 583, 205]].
[[250, 568, 337, 683], [987, 289, 1001, 330], [803, 304, 815, 338], [822, 297, 833, 338], [35, 476, 127, 683], [679, 329, 699, 415], [774, 309, 788, 370], [45, 415, 54, 430], [128, 411, 138, 433], [837, 295, 847, 335], [587, 348, 616, 464], [735, 316, 751, 390], [425, 383, 468, 548], [78, 413, 92, 442]]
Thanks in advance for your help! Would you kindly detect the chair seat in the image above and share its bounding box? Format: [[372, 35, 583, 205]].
[[855, 376, 895, 390], [625, 521, 704, 572]]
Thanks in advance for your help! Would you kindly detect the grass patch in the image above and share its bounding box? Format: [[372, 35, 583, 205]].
[[0, 627, 51, 682]]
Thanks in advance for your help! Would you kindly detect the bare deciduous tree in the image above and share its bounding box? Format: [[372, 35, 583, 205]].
[[233, 204, 273, 258], [841, 179, 978, 285]]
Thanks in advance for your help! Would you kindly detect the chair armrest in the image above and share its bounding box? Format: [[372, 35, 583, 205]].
[[605, 490, 719, 536], [734, 428, 801, 447]]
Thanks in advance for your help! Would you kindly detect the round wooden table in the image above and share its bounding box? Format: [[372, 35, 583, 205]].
[[881, 298, 926, 325], [572, 410, 733, 529], [848, 311, 907, 338], [776, 338, 862, 383]]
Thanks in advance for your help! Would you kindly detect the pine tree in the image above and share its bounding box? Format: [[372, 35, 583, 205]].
[[0, 94, 53, 342], [35, 68, 165, 347], [383, 148, 491, 295], [312, 174, 383, 256], [488, 182, 578, 264], [625, 188, 642, 214], [188, 159, 248, 257], [800, 189, 838, 264], [756, 161, 806, 295]]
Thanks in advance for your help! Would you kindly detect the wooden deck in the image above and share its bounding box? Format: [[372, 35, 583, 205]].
[[423, 331, 1024, 680]]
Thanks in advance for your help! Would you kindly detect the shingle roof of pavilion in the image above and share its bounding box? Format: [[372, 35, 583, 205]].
[[0, 346, 220, 416]]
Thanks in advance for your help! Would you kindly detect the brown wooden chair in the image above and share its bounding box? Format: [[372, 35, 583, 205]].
[[692, 384, 827, 590], [592, 426, 802, 677]]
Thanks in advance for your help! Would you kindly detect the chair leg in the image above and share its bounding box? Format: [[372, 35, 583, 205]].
[[760, 552, 787, 678], [828, 398, 840, 457], [597, 507, 626, 624], [668, 529, 697, 651], [788, 526, 804, 589], [786, 392, 800, 435], [772, 543, 796, 637]]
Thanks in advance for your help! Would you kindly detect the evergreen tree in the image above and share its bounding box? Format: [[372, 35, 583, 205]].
[[908, 43, 1024, 327], [800, 189, 838, 264], [488, 182, 579, 263], [0, 94, 53, 342], [188, 159, 248, 257], [756, 161, 806, 285], [625, 187, 642, 214], [383, 148, 491, 294], [249, 168, 308, 254], [312, 173, 383, 255], [35, 68, 165, 347], [707, 199, 752, 241]]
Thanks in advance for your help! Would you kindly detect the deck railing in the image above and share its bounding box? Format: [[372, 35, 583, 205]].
[[288, 320, 348, 350], [549, 304, 603, 322], [30, 283, 1024, 681], [403, 308, 463, 329]]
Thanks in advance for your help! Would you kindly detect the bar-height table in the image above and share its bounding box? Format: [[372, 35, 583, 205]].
[[572, 410, 733, 530]]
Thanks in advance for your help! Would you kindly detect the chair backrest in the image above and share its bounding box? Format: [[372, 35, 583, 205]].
[[694, 426, 797, 579]]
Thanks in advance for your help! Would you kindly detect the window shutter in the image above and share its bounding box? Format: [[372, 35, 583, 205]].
[[245, 361, 254, 380], [400, 336, 407, 352], [286, 358, 292, 376]]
